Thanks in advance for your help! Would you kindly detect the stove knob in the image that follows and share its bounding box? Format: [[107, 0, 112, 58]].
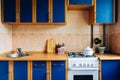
[[72, 63, 76, 67], [79, 63, 82, 67], [91, 63, 94, 67], [73, 63, 78, 67], [87, 64, 90, 67]]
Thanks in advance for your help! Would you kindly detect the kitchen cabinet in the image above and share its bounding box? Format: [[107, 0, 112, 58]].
[[2, 0, 66, 24], [101, 60, 120, 80], [36, 0, 66, 24], [20, 0, 33, 23], [14, 61, 28, 80], [89, 0, 116, 24], [68, 0, 93, 10], [52, 61, 66, 80], [52, 0, 65, 23], [2, 0, 16, 23], [0, 61, 8, 80], [32, 61, 46, 80], [36, 0, 49, 23]]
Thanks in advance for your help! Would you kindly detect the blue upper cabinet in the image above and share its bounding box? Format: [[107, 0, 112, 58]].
[[69, 0, 92, 5], [36, 0, 49, 23], [96, 0, 114, 23], [2, 0, 16, 22], [20, 0, 32, 22], [68, 0, 93, 10], [14, 61, 28, 80], [2, 0, 66, 24], [53, 0, 65, 23], [36, 0, 66, 24], [102, 60, 120, 80], [0, 61, 8, 80], [89, 0, 116, 24]]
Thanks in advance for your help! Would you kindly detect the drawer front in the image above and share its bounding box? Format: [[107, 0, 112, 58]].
[[52, 61, 65, 69], [33, 61, 46, 69], [69, 0, 92, 5]]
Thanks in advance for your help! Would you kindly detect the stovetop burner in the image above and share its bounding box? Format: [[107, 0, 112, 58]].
[[68, 52, 96, 58]]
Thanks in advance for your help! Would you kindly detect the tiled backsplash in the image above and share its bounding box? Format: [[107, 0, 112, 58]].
[[12, 11, 103, 52], [0, 24, 12, 53]]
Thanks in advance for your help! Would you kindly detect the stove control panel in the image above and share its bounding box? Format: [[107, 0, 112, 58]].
[[68, 58, 99, 68]]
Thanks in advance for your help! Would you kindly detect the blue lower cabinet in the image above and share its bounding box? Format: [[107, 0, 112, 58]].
[[52, 61, 65, 80], [0, 61, 8, 80], [14, 61, 28, 80], [102, 60, 120, 80], [32, 61, 46, 80]]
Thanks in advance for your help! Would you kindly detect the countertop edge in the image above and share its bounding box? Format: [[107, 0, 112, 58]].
[[0, 51, 68, 61], [95, 53, 120, 60]]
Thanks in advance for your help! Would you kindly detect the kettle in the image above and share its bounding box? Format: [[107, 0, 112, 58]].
[[83, 46, 93, 56]]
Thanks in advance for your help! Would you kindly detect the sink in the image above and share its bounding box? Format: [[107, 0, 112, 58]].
[[6, 53, 30, 58]]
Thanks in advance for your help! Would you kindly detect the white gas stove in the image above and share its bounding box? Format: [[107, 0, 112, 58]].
[[68, 52, 99, 80]]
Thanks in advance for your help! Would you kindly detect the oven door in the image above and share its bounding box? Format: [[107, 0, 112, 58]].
[[68, 69, 98, 80]]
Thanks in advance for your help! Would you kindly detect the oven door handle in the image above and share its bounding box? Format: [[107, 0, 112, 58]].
[[69, 68, 99, 71]]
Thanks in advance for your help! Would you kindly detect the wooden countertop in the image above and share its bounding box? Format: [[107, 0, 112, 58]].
[[1, 51, 120, 61], [95, 53, 120, 60], [0, 52, 67, 61]]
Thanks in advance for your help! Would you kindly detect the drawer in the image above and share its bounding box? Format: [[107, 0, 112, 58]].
[[33, 61, 46, 69], [52, 61, 65, 69]]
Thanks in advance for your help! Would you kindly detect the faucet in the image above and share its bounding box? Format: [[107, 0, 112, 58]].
[[17, 48, 23, 56]]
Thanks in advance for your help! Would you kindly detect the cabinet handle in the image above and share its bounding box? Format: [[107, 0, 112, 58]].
[[34, 64, 45, 67], [53, 64, 64, 67]]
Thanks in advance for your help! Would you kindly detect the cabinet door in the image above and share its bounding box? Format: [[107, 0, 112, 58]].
[[69, 0, 92, 5], [3, 0, 16, 22], [14, 61, 28, 80], [20, 0, 32, 22], [52, 61, 65, 80], [0, 61, 8, 80], [36, 0, 49, 22], [32, 61, 46, 80], [102, 60, 120, 80], [53, 0, 65, 23], [96, 0, 114, 23]]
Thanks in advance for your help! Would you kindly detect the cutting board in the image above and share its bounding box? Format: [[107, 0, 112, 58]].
[[47, 39, 56, 53]]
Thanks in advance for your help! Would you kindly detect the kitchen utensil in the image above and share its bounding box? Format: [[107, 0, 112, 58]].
[[47, 39, 56, 53]]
